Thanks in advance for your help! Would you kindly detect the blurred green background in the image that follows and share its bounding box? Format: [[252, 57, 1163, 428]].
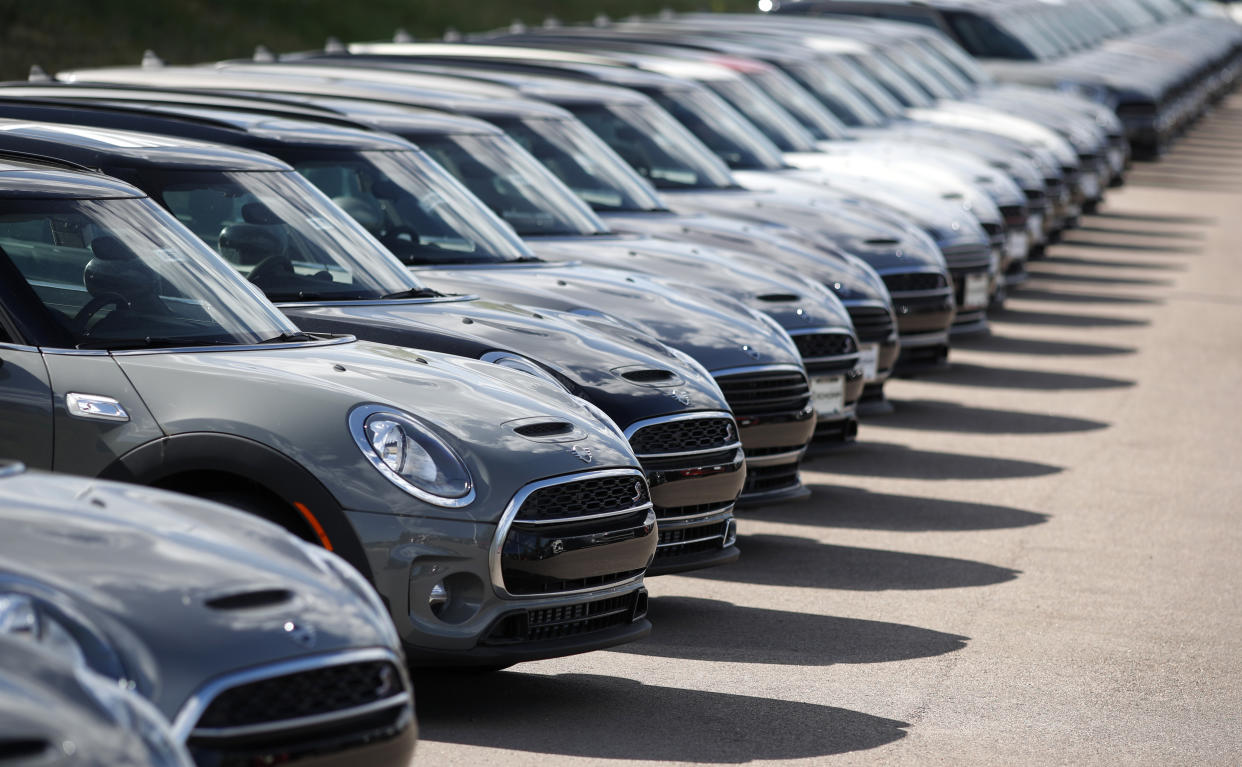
[[0, 0, 753, 81]]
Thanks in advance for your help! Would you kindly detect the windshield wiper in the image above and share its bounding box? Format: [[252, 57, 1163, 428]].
[[76, 337, 233, 351], [256, 332, 318, 345], [510, 255, 545, 263], [381, 287, 443, 300]]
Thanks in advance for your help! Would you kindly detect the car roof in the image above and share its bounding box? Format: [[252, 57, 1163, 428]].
[[0, 118, 291, 172], [0, 156, 144, 199]]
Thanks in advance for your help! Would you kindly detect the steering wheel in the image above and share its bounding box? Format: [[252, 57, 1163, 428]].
[[72, 293, 130, 335], [246, 255, 294, 287]]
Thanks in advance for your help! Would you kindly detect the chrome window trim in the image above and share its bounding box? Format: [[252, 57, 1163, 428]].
[[190, 693, 409, 740], [489, 467, 650, 600], [170, 647, 407, 744], [0, 342, 39, 353], [275, 295, 478, 309]]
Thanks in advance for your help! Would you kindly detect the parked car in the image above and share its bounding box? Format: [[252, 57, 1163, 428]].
[[0, 156, 657, 666], [0, 103, 748, 575], [0, 633, 192, 767], [29, 71, 822, 505], [0, 460, 415, 766]]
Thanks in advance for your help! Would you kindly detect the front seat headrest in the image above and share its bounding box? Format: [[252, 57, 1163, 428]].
[[83, 237, 159, 301], [218, 222, 286, 265]]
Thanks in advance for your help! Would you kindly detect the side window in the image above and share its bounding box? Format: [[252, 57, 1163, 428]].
[[0, 323, 10, 343]]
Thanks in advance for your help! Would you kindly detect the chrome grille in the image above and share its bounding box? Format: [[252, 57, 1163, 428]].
[[629, 416, 736, 456], [714, 368, 811, 417]]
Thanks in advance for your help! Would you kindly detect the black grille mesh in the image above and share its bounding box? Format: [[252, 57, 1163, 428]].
[[847, 306, 896, 343], [743, 462, 801, 496], [483, 592, 640, 644], [517, 475, 649, 522], [195, 661, 403, 731], [882, 272, 949, 293], [792, 332, 857, 359], [629, 417, 736, 455], [714, 370, 810, 416]]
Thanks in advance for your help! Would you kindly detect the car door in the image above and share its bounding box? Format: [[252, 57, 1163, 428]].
[[0, 331, 54, 470]]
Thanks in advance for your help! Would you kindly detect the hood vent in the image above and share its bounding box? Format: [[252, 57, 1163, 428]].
[[0, 740, 49, 759], [863, 238, 900, 247], [621, 369, 676, 384], [513, 421, 574, 438], [756, 293, 800, 303], [205, 589, 294, 610]]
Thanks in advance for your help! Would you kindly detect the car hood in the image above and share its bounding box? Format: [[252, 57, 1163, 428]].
[[665, 183, 954, 272], [0, 469, 398, 721], [411, 261, 804, 373], [111, 338, 639, 521], [524, 232, 855, 330], [278, 297, 730, 429]]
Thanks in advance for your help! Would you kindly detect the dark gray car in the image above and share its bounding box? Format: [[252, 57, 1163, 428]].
[[0, 158, 657, 667], [0, 461, 414, 766]]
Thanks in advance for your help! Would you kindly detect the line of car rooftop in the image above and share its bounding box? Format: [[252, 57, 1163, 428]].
[[0, 4, 1235, 764]]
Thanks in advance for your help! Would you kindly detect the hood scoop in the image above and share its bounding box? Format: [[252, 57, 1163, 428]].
[[614, 366, 684, 387], [756, 293, 800, 303], [506, 417, 585, 443], [863, 238, 900, 247], [204, 588, 294, 611]]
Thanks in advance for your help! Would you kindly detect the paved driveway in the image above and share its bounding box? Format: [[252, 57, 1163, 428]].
[[411, 95, 1242, 766]]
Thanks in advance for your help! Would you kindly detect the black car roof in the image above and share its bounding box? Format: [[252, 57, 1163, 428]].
[[0, 95, 417, 156], [0, 117, 291, 172], [0, 158, 144, 200]]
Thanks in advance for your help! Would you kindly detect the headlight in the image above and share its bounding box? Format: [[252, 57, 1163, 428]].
[[298, 542, 402, 650], [349, 405, 475, 507], [0, 593, 86, 667], [480, 351, 573, 394]]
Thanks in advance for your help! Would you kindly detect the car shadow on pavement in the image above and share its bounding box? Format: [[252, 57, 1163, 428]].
[[808, 441, 1062, 481], [612, 596, 968, 665], [1093, 211, 1217, 226], [1006, 287, 1163, 305], [748, 484, 1048, 532], [912, 361, 1136, 391], [1075, 224, 1206, 240], [1025, 271, 1175, 287], [870, 398, 1110, 434], [1039, 254, 1187, 271], [413, 671, 909, 761], [682, 534, 1020, 591], [954, 333, 1136, 356], [1057, 237, 1205, 255], [988, 306, 1150, 328]]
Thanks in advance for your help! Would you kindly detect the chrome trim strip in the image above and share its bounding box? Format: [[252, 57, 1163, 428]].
[[745, 447, 808, 468], [190, 694, 409, 739], [874, 267, 946, 277], [109, 335, 356, 357], [622, 410, 735, 440], [801, 353, 861, 365], [839, 299, 891, 311], [656, 506, 734, 524], [347, 404, 476, 509], [783, 325, 854, 337], [276, 295, 478, 308], [887, 288, 956, 299], [170, 647, 406, 743], [489, 468, 650, 600], [512, 501, 654, 527], [635, 443, 743, 461], [709, 363, 806, 379], [898, 330, 952, 347], [657, 532, 726, 549], [0, 342, 40, 353]]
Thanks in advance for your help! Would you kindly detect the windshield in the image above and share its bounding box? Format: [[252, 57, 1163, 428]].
[[0, 196, 298, 350], [289, 148, 534, 264], [821, 56, 905, 119], [745, 68, 849, 141], [849, 52, 934, 109], [416, 130, 609, 237], [644, 85, 788, 171], [150, 169, 425, 302], [923, 37, 993, 86], [568, 101, 738, 191], [489, 115, 668, 215], [700, 76, 819, 152], [782, 60, 887, 128]]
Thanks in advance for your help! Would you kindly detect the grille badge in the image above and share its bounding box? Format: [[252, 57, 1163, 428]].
[[375, 665, 397, 698], [670, 389, 691, 405], [282, 620, 316, 649], [571, 445, 594, 464]]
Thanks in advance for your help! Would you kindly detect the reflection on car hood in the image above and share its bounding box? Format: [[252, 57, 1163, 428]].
[[412, 261, 803, 372]]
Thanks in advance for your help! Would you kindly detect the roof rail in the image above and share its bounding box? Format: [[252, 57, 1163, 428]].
[[0, 149, 98, 174]]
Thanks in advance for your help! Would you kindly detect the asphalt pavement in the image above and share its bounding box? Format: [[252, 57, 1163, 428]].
[[409, 95, 1242, 766]]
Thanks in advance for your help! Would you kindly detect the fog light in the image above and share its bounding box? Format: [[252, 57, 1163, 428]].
[[723, 519, 739, 548], [428, 582, 449, 615]]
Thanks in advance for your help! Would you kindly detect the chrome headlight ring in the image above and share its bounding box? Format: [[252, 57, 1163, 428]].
[[349, 405, 475, 508]]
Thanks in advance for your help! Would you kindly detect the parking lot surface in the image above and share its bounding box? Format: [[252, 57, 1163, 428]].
[[409, 96, 1242, 766]]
